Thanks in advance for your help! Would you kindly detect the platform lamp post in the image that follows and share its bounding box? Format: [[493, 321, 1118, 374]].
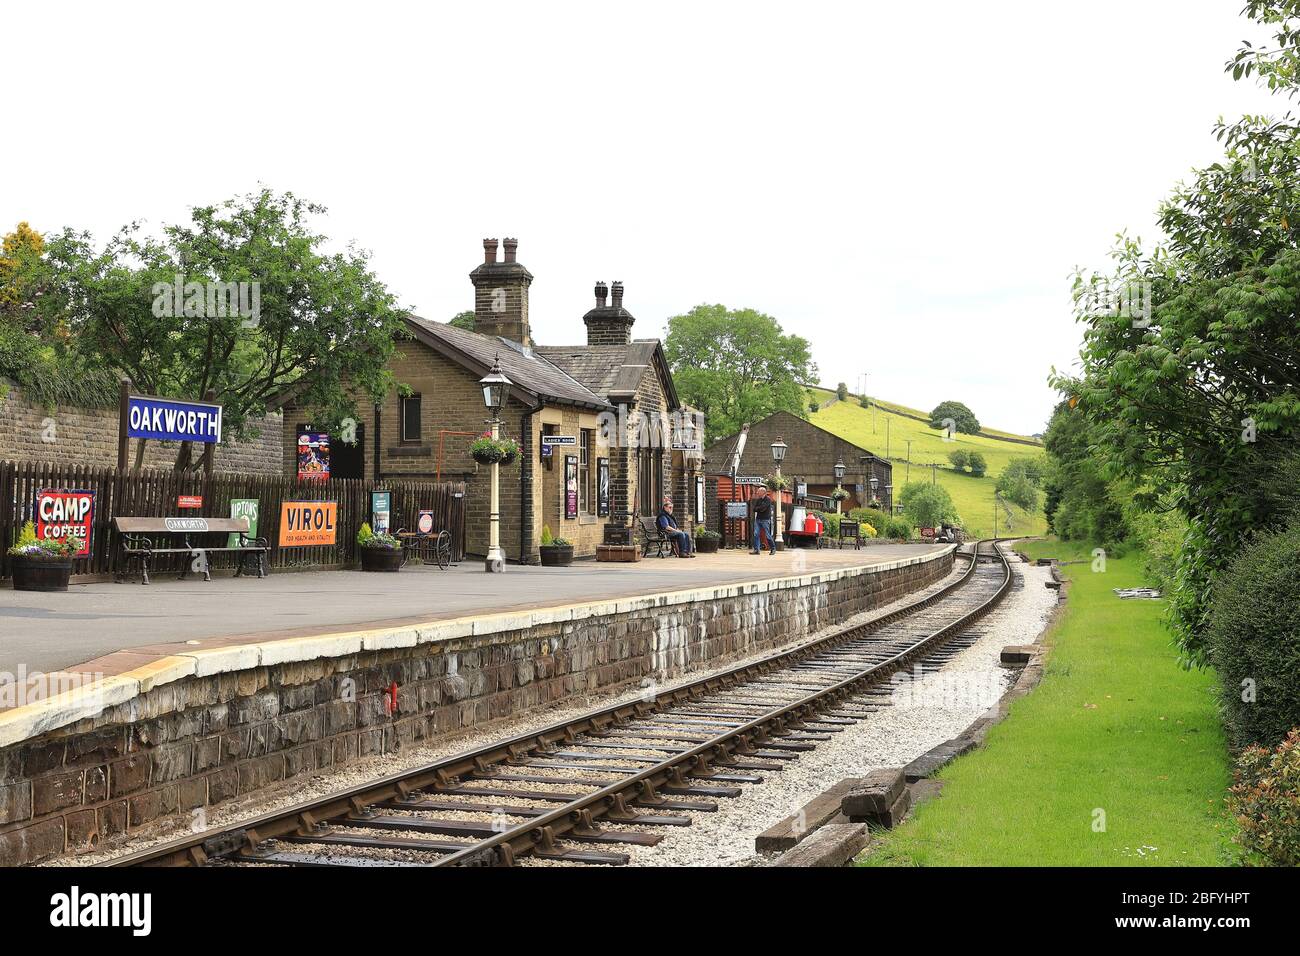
[[885, 483, 893, 514], [771, 437, 787, 549], [869, 473, 880, 507], [479, 358, 512, 574], [833, 456, 846, 513]]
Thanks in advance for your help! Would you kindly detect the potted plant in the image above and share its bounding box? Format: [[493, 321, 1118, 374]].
[[8, 521, 80, 592], [357, 521, 404, 572], [830, 488, 850, 503], [694, 528, 721, 554], [539, 525, 574, 567], [764, 473, 790, 492]]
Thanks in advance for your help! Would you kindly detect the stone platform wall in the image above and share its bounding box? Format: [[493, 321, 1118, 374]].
[[0, 549, 953, 864]]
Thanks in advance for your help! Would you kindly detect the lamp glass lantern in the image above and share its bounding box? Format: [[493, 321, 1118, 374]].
[[869, 475, 880, 494], [833, 456, 846, 482], [770, 438, 788, 465], [479, 360, 511, 417]]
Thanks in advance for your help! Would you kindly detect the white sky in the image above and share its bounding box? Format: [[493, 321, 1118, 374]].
[[3, 1, 1282, 435]]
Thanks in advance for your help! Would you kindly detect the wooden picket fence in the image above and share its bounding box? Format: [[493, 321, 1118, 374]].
[[0, 460, 466, 580]]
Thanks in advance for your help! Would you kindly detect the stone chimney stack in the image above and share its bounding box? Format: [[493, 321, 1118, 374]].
[[584, 279, 635, 347], [470, 236, 533, 345]]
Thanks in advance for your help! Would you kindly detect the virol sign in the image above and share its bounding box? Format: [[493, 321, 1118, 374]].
[[278, 501, 337, 547]]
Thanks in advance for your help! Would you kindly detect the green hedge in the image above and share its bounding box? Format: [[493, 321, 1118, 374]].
[[1205, 522, 1300, 748]]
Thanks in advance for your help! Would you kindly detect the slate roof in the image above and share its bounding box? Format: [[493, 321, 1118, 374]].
[[536, 340, 678, 407], [402, 316, 611, 410]]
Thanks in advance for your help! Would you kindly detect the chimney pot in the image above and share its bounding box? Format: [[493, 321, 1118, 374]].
[[611, 281, 624, 309], [483, 238, 499, 264], [594, 281, 608, 307], [502, 237, 518, 263]]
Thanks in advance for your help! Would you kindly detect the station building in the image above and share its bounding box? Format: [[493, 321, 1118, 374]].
[[279, 238, 703, 563], [704, 410, 892, 513]]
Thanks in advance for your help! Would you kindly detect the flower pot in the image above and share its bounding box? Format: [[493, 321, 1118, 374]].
[[472, 448, 504, 465], [12, 556, 73, 591], [539, 545, 574, 567], [694, 537, 719, 554], [360, 546, 404, 572], [499, 449, 518, 466]]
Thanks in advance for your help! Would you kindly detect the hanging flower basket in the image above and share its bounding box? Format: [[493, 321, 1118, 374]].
[[764, 473, 790, 492], [470, 434, 519, 466]]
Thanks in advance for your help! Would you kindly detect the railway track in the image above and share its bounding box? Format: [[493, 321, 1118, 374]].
[[109, 539, 1014, 868]]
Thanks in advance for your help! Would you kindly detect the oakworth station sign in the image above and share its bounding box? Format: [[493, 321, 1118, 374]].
[[127, 395, 223, 443]]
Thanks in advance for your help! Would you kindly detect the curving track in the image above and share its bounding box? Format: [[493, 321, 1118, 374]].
[[109, 540, 1013, 868]]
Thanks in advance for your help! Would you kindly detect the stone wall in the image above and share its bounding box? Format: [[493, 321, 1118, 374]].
[[0, 549, 953, 864], [0, 379, 284, 475]]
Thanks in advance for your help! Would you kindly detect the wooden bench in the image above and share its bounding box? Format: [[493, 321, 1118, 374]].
[[838, 519, 863, 550], [113, 516, 270, 584], [637, 514, 675, 558]]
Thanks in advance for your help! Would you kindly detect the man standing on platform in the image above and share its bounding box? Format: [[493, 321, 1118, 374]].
[[750, 487, 775, 555]]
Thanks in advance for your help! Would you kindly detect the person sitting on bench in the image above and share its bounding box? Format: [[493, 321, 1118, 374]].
[[657, 497, 694, 558]]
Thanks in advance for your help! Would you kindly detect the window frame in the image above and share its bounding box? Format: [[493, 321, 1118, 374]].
[[399, 394, 422, 444]]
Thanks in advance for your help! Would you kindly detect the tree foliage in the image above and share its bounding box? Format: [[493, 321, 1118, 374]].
[[928, 400, 980, 435], [898, 480, 959, 528], [836, 381, 849, 401], [664, 304, 816, 442], [47, 189, 407, 468], [967, 451, 987, 477], [995, 457, 1045, 512], [450, 310, 475, 331]]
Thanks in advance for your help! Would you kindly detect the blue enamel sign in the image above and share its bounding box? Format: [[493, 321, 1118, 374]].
[[127, 395, 223, 444]]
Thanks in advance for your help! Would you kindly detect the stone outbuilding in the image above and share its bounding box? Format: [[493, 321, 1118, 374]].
[[704, 409, 892, 513]]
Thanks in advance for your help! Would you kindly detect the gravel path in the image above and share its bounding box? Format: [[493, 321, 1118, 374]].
[[64, 549, 1054, 867]]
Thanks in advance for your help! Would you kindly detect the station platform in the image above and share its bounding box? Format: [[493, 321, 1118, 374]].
[[1, 544, 940, 677]]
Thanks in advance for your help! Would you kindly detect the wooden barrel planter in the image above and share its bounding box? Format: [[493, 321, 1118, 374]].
[[694, 536, 720, 554], [360, 547, 404, 572], [11, 557, 74, 591], [539, 544, 574, 567]]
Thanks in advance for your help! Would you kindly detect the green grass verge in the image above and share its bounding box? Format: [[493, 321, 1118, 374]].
[[806, 387, 1047, 538], [861, 538, 1237, 866]]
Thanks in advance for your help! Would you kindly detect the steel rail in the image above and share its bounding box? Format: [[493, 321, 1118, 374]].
[[108, 540, 1008, 868]]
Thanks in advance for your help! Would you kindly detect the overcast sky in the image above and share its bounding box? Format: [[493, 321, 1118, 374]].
[[3, 1, 1282, 435]]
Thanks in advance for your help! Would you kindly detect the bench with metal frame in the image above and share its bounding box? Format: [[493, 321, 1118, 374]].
[[637, 513, 676, 559], [394, 527, 454, 570], [113, 516, 269, 584]]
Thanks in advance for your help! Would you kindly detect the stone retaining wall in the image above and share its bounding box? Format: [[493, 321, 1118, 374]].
[[0, 549, 953, 865]]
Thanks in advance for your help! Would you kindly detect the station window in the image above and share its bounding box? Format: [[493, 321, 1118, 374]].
[[400, 394, 421, 443], [580, 429, 593, 513]]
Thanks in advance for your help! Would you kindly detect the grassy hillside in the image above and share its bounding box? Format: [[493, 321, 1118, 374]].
[[807, 387, 1047, 538]]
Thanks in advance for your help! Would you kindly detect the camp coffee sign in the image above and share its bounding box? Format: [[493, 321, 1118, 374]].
[[127, 395, 223, 444], [34, 489, 95, 558]]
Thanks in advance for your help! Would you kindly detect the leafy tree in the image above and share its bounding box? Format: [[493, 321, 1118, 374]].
[[0, 223, 118, 406], [996, 457, 1042, 511], [948, 449, 970, 471], [449, 310, 475, 331], [664, 304, 816, 442], [1053, 2, 1300, 661], [858, 394, 870, 409], [898, 480, 959, 528], [51, 189, 407, 470], [929, 400, 980, 435], [1040, 400, 1131, 545], [967, 451, 987, 477], [836, 381, 849, 401]]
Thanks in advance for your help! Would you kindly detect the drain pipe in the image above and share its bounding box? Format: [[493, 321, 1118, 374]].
[[520, 407, 535, 564]]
